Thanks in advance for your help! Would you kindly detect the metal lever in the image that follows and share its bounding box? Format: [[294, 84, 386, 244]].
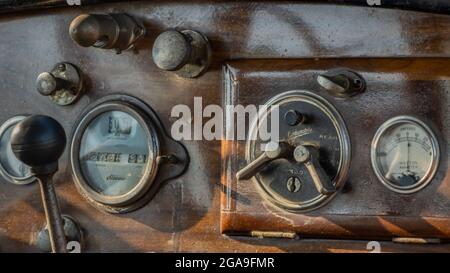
[[10, 115, 68, 253], [316, 68, 365, 98], [236, 142, 292, 180], [36, 174, 68, 253], [294, 145, 336, 195]]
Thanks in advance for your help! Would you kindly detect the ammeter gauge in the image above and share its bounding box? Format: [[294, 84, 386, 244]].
[[371, 116, 440, 194]]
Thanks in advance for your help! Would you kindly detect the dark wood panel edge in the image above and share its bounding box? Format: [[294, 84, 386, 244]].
[[222, 212, 450, 241], [0, 0, 140, 14], [2, 0, 450, 15]]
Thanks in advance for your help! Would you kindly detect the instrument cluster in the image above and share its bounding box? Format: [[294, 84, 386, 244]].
[[0, 10, 448, 252]]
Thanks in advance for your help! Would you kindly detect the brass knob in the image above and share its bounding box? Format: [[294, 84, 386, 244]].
[[69, 13, 145, 53], [152, 30, 191, 71], [35, 62, 83, 106], [152, 29, 211, 78], [36, 72, 66, 96]]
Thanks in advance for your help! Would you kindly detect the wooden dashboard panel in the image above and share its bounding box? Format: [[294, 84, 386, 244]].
[[0, 1, 449, 252], [221, 58, 450, 240]]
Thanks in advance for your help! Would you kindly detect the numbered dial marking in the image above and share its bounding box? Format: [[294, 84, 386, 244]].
[[371, 116, 439, 194]]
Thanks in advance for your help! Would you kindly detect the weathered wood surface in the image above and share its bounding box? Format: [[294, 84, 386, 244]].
[[0, 1, 449, 252]]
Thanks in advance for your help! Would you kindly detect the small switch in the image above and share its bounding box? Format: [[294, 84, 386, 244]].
[[36, 62, 83, 106], [36, 72, 65, 96], [317, 68, 365, 98]]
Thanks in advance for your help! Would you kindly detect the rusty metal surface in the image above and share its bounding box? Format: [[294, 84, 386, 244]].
[[0, 1, 449, 252]]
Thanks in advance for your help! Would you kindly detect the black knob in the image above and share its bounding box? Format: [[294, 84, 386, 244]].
[[11, 115, 66, 174], [10, 115, 69, 253], [284, 110, 306, 126]]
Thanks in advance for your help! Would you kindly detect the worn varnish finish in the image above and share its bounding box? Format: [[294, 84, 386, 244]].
[[0, 1, 449, 252], [221, 58, 450, 240]]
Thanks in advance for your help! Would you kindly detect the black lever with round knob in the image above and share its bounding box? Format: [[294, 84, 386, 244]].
[[10, 115, 68, 253]]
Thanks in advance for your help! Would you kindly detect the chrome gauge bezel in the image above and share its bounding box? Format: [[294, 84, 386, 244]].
[[246, 90, 351, 211], [71, 100, 160, 212], [370, 115, 440, 194], [0, 115, 35, 185]]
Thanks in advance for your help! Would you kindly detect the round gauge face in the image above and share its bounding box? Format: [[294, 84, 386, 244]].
[[79, 111, 152, 196], [72, 102, 159, 209], [371, 116, 440, 194], [0, 116, 34, 185]]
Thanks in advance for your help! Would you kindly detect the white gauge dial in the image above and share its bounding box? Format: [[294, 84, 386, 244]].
[[71, 101, 160, 212], [371, 116, 439, 194], [0, 116, 34, 185]]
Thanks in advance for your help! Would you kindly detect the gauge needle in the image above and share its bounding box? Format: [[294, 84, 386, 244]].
[[402, 141, 417, 178], [403, 141, 417, 177], [406, 140, 411, 172]]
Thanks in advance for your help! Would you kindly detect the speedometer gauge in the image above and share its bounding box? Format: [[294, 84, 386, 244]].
[[71, 99, 160, 212], [71, 95, 189, 213], [79, 110, 157, 197], [371, 116, 440, 194]]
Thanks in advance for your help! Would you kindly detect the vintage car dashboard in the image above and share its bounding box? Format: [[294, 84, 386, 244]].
[[0, 0, 450, 253]]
